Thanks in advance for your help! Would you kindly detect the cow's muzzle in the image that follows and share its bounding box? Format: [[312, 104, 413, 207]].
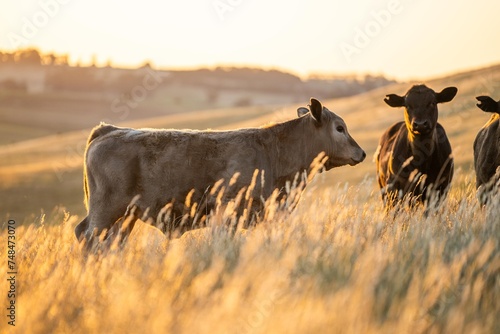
[[411, 120, 432, 135], [349, 150, 366, 166]]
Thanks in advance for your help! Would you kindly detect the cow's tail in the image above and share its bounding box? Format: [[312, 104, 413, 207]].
[[83, 123, 120, 210]]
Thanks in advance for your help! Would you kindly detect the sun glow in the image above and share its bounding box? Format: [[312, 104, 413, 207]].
[[1, 0, 500, 79]]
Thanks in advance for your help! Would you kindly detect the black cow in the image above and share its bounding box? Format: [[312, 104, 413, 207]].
[[474, 96, 500, 204], [375, 84, 457, 208]]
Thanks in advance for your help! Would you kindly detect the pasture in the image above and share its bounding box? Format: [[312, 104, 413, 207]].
[[2, 171, 499, 333], [1, 64, 499, 333]]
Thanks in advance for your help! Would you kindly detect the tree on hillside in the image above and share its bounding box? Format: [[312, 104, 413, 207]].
[[0, 49, 71, 66], [54, 54, 69, 66], [14, 49, 42, 65], [43, 53, 57, 65]]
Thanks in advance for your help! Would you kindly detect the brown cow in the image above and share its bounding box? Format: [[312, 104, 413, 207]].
[[474, 96, 500, 204], [375, 84, 457, 209], [75, 98, 366, 250]]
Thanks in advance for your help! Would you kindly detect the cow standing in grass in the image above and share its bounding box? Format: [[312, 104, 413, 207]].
[[474, 96, 500, 204], [75, 98, 366, 250], [375, 85, 457, 209]]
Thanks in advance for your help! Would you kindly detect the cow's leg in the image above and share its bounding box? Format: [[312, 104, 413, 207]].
[[382, 186, 398, 212], [75, 216, 90, 242], [78, 208, 125, 252], [106, 201, 143, 248], [78, 196, 145, 253], [79, 194, 136, 252]]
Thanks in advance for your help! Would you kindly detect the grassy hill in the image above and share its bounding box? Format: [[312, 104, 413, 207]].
[[2, 64, 500, 220]]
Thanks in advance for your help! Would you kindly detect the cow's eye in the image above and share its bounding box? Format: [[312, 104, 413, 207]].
[[336, 126, 345, 133]]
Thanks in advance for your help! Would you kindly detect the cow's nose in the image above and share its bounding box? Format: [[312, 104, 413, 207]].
[[361, 150, 366, 161], [354, 150, 366, 163], [413, 120, 430, 132]]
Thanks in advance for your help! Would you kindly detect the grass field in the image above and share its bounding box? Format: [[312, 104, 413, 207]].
[[1, 170, 498, 333], [1, 64, 500, 333]]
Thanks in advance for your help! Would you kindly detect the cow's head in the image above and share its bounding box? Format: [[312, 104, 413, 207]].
[[384, 85, 457, 136], [297, 98, 366, 169]]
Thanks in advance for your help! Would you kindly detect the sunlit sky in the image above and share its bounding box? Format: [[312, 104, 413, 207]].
[[1, 0, 499, 80]]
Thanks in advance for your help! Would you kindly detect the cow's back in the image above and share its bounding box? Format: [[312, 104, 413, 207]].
[[85, 127, 272, 224]]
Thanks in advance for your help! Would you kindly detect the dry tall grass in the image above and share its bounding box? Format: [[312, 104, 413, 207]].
[[2, 170, 499, 334]]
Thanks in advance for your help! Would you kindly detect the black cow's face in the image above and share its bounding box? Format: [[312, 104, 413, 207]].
[[384, 85, 458, 136], [404, 88, 439, 135]]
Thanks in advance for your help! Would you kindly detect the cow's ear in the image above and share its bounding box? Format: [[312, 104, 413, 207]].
[[436, 87, 458, 103], [309, 98, 323, 123], [297, 107, 309, 118], [384, 94, 405, 108], [476, 96, 500, 113]]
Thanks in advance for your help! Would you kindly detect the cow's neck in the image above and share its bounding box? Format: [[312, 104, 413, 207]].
[[407, 129, 437, 163], [267, 117, 320, 186]]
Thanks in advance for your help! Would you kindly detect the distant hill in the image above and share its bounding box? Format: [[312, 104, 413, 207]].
[[0, 49, 396, 143], [0, 49, 396, 99]]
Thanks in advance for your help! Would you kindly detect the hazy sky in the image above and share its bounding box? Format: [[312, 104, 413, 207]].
[[1, 0, 499, 80]]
